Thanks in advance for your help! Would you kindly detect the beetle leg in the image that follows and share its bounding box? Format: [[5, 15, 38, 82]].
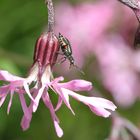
[[56, 57, 67, 65], [56, 51, 64, 55], [59, 57, 67, 63], [70, 64, 85, 75]]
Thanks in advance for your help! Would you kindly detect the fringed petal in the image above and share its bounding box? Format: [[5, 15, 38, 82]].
[[7, 90, 14, 114], [19, 93, 31, 119], [55, 96, 63, 111], [33, 85, 45, 112], [61, 88, 116, 117], [58, 79, 92, 91], [42, 92, 63, 137], [23, 81, 35, 102], [53, 84, 75, 115], [0, 70, 24, 81]]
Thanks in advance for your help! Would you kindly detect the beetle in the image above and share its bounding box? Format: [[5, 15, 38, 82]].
[[58, 33, 84, 74], [58, 33, 74, 66]]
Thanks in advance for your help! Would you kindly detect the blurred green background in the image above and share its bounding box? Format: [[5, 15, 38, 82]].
[[0, 0, 140, 140]]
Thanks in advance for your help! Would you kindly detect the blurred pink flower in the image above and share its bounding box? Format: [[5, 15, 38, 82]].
[[116, 2, 138, 45], [55, 0, 116, 66], [108, 113, 140, 139], [118, 0, 140, 47], [94, 35, 140, 107]]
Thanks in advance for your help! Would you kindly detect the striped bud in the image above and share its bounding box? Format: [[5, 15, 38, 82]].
[[33, 32, 59, 68]]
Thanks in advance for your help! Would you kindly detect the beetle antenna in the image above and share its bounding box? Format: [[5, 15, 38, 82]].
[[70, 64, 85, 75]]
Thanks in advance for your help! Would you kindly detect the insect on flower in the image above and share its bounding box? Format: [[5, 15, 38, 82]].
[[58, 33, 84, 74]]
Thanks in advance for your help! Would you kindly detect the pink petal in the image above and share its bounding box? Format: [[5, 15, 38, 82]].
[[61, 88, 116, 117], [0, 70, 24, 81], [33, 85, 45, 112], [54, 121, 63, 138], [7, 91, 14, 114], [19, 93, 31, 119], [55, 96, 63, 111], [0, 85, 9, 97], [23, 81, 35, 102], [53, 84, 75, 115], [0, 95, 7, 107], [21, 91, 37, 130], [51, 76, 64, 84], [58, 79, 92, 91], [42, 92, 63, 137], [21, 101, 33, 131], [0, 86, 9, 108], [87, 97, 117, 111], [89, 105, 111, 118]]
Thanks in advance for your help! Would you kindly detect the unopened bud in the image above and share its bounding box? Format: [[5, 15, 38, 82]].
[[33, 32, 59, 68]]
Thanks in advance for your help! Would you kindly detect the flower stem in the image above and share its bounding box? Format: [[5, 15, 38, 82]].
[[45, 0, 55, 32]]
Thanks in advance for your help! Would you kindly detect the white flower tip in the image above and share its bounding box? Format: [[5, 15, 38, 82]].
[[57, 130, 63, 138], [59, 76, 64, 81], [33, 107, 36, 113], [54, 121, 63, 138], [103, 112, 111, 118], [72, 112, 75, 116], [71, 109, 75, 116], [112, 105, 117, 111], [104, 105, 117, 118], [33, 103, 38, 112], [109, 103, 117, 112], [7, 111, 10, 115], [23, 81, 35, 102]]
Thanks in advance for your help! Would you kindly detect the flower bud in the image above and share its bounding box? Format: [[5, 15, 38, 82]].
[[33, 32, 59, 68]]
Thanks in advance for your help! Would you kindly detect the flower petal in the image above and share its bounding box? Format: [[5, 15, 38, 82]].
[[19, 93, 31, 119], [0, 70, 24, 81], [7, 91, 14, 114], [58, 79, 92, 91], [21, 101, 34, 131], [53, 84, 75, 115], [51, 76, 64, 84], [0, 85, 9, 97], [42, 92, 63, 137], [0, 95, 7, 107], [61, 88, 116, 117], [33, 85, 46, 112], [55, 96, 63, 111], [89, 105, 111, 118], [54, 120, 63, 138], [21, 92, 37, 130], [86, 97, 117, 111], [23, 81, 35, 102]]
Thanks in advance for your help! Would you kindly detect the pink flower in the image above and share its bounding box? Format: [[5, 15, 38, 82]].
[[0, 0, 117, 138], [108, 113, 140, 139], [0, 65, 117, 137], [94, 35, 140, 107], [0, 29, 117, 138]]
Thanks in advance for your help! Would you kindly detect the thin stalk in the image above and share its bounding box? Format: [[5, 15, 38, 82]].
[[45, 0, 55, 32]]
